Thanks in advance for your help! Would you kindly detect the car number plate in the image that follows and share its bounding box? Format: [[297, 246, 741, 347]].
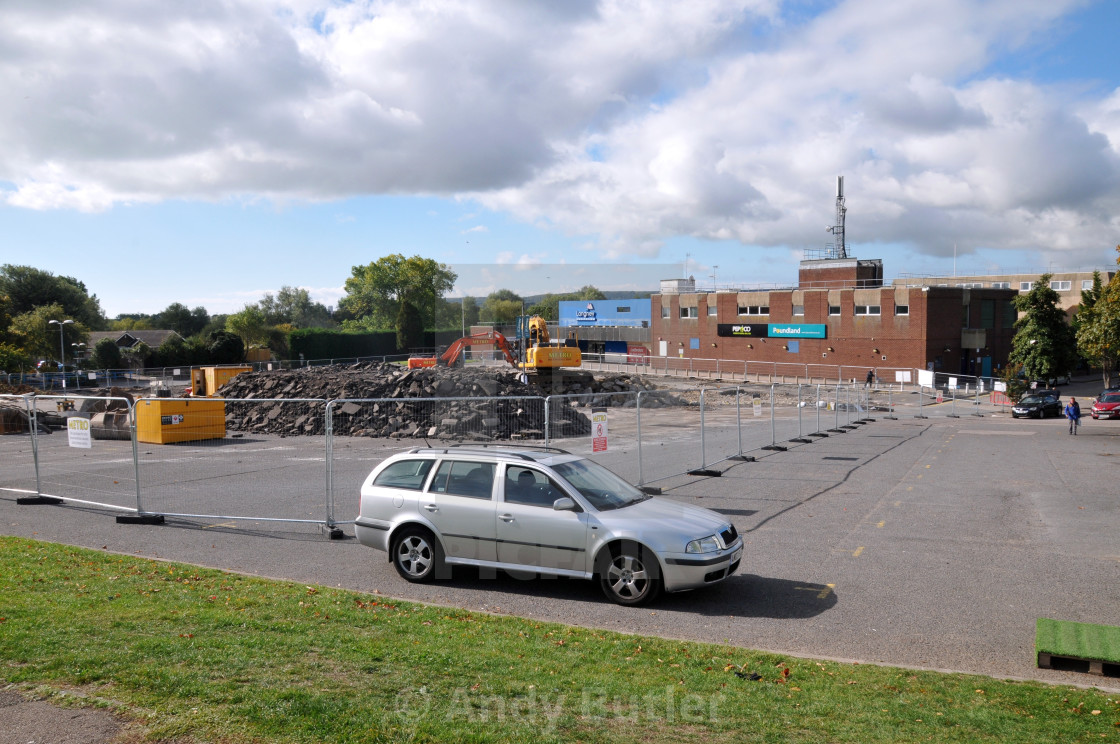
[[730, 547, 743, 564]]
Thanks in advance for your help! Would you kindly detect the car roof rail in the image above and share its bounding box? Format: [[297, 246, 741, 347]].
[[446, 442, 572, 455]]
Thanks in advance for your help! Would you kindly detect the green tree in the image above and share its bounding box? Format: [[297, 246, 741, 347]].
[[480, 290, 523, 325], [207, 330, 244, 364], [0, 265, 106, 329], [396, 301, 425, 352], [155, 303, 210, 337], [0, 342, 30, 372], [259, 286, 335, 329], [339, 254, 457, 330], [225, 305, 271, 348], [462, 296, 480, 327], [8, 303, 88, 364], [90, 338, 123, 369], [1075, 248, 1120, 386], [1008, 273, 1078, 381]]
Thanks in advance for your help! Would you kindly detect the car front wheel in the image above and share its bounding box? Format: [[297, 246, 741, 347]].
[[391, 527, 442, 583], [599, 542, 661, 606]]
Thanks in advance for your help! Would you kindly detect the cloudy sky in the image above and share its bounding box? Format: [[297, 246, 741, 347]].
[[2, 0, 1119, 317]]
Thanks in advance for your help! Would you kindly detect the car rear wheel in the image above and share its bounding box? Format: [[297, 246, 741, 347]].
[[599, 542, 661, 606], [391, 527, 442, 583]]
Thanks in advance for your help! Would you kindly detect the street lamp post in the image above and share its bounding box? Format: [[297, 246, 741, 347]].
[[48, 319, 74, 389]]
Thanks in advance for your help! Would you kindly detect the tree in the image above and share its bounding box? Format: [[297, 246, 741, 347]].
[[155, 303, 210, 337], [7, 303, 88, 364], [480, 289, 524, 325], [207, 330, 244, 364], [0, 265, 106, 329], [90, 338, 123, 369], [259, 286, 334, 329], [225, 305, 271, 348], [339, 254, 457, 330], [1075, 248, 1120, 386], [462, 296, 480, 327], [1008, 273, 1078, 381], [396, 301, 425, 352]]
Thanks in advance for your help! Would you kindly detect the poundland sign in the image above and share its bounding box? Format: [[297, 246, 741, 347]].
[[718, 324, 827, 339]]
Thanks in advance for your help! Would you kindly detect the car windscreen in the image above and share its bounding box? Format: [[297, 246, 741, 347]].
[[1101, 394, 1120, 404], [551, 459, 649, 511], [1018, 396, 1043, 405]]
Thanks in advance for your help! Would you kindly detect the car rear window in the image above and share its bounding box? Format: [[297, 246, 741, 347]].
[[372, 459, 434, 490]]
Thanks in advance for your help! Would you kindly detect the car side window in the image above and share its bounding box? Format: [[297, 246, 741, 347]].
[[431, 460, 495, 500], [372, 459, 434, 490], [504, 466, 566, 508]]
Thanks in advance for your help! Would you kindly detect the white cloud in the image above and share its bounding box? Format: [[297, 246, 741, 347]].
[[0, 0, 1116, 269]]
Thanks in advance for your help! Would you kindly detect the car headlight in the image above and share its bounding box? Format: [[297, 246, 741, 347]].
[[686, 535, 720, 554]]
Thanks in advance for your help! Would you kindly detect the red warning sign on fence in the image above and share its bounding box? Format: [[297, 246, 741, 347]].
[[592, 408, 608, 452]]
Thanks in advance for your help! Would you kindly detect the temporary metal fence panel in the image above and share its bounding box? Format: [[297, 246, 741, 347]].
[[630, 389, 701, 486], [0, 395, 42, 497], [327, 395, 550, 524], [136, 397, 330, 526], [543, 392, 639, 482], [3, 394, 142, 513]]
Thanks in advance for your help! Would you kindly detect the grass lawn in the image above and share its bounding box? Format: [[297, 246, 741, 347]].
[[1, 536, 1117, 743]]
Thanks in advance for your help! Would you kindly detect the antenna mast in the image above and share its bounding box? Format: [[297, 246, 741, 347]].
[[830, 176, 847, 259]]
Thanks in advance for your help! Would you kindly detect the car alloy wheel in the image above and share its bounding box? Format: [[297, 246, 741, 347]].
[[599, 542, 661, 606], [392, 528, 441, 583]]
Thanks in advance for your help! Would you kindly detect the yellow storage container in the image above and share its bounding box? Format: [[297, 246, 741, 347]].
[[205, 366, 251, 396], [136, 399, 226, 444]]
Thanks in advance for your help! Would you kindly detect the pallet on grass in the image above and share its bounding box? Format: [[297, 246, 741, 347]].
[[1036, 618, 1120, 676]]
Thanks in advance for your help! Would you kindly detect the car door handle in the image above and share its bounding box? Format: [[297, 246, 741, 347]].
[[499, 513, 515, 523], [423, 504, 438, 512]]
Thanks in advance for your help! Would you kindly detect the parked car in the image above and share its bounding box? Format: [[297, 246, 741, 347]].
[[1097, 384, 1120, 401], [1091, 392, 1120, 420], [354, 446, 743, 606], [1011, 393, 1062, 419]]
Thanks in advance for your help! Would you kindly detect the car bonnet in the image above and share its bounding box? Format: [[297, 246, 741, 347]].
[[601, 496, 732, 537]]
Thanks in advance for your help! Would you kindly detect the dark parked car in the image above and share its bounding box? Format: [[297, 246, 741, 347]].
[[1011, 393, 1062, 419], [1091, 392, 1120, 420]]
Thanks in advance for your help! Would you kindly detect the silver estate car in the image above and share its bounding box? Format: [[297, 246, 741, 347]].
[[353, 446, 743, 606]]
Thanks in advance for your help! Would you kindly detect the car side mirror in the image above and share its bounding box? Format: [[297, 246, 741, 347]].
[[553, 497, 579, 512]]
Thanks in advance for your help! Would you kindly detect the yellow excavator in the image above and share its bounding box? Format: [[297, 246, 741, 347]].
[[523, 316, 581, 369]]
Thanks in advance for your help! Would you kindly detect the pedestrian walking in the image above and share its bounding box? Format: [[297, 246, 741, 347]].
[[1064, 396, 1081, 435], [865, 369, 874, 388]]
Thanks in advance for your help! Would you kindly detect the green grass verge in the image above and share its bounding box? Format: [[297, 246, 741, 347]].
[[1038, 618, 1120, 664], [1, 536, 1117, 743]]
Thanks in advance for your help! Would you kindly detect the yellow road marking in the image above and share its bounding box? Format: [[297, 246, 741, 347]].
[[795, 583, 835, 600], [852, 547, 864, 557], [204, 521, 238, 530]]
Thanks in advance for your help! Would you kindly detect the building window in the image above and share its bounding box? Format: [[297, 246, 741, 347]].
[[679, 306, 698, 319], [854, 305, 881, 316], [1003, 300, 1017, 327], [617, 306, 630, 313], [895, 305, 909, 316], [1049, 280, 1071, 291], [792, 305, 804, 316], [991, 282, 1011, 289], [737, 305, 769, 316], [1019, 281, 1033, 291], [962, 302, 970, 328], [707, 305, 718, 317], [1082, 279, 1095, 290], [828, 305, 841, 316], [955, 282, 983, 289], [661, 306, 670, 319], [981, 299, 995, 329]]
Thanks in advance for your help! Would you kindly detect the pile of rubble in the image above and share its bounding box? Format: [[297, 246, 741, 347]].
[[214, 362, 685, 440]]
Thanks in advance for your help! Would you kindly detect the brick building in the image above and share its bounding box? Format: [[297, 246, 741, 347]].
[[651, 258, 1020, 377]]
